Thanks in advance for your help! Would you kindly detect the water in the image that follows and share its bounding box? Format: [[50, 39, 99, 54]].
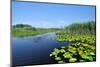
[[12, 32, 68, 66]]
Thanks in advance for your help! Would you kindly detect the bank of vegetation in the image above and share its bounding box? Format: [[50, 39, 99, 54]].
[[49, 21, 96, 63], [12, 24, 61, 37]]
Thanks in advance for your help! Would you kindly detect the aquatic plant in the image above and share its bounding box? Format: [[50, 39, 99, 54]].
[[50, 34, 96, 63]]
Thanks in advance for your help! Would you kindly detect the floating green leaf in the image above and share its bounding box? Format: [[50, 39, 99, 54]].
[[63, 52, 72, 58], [60, 49, 66, 53], [58, 61, 64, 64], [69, 58, 77, 62], [55, 57, 61, 61]]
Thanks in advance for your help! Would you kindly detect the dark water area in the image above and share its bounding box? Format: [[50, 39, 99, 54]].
[[12, 32, 68, 66]]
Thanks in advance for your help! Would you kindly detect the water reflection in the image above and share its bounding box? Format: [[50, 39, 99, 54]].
[[12, 32, 68, 66]]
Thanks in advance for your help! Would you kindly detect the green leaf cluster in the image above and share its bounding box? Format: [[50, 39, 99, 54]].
[[50, 33, 96, 63]]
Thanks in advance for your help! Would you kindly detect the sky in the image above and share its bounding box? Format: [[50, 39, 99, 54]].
[[12, 1, 96, 28]]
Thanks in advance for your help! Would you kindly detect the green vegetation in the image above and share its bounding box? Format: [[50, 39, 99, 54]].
[[64, 21, 95, 34], [12, 21, 96, 63], [49, 21, 96, 63], [12, 24, 61, 37]]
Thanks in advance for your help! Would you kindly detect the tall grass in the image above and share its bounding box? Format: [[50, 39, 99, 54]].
[[64, 21, 96, 34]]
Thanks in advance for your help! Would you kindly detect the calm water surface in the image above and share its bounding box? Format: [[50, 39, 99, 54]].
[[12, 32, 68, 66]]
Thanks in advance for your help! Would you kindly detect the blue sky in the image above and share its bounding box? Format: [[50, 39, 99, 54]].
[[12, 2, 95, 28]]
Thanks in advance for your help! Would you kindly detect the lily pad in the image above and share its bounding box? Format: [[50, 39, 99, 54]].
[[69, 58, 77, 62], [63, 52, 72, 58], [58, 61, 63, 64], [55, 57, 61, 61]]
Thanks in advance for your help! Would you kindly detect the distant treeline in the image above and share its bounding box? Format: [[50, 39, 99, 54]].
[[64, 21, 96, 34], [13, 24, 36, 31], [12, 21, 96, 36], [13, 24, 32, 28], [12, 24, 61, 36], [12, 24, 61, 31]]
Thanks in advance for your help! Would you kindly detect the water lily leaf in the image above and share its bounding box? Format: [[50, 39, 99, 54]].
[[81, 54, 93, 61], [90, 46, 96, 50], [69, 58, 77, 62], [77, 43, 81, 46], [51, 52, 58, 56], [60, 49, 66, 53], [79, 50, 84, 56], [79, 60, 85, 62], [89, 52, 95, 55], [87, 56, 93, 61], [55, 57, 61, 61], [54, 48, 60, 54], [49, 54, 52, 57], [82, 40, 85, 42], [83, 44, 88, 47], [68, 47, 77, 53], [63, 52, 72, 58], [79, 46, 84, 50], [58, 61, 63, 64]]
